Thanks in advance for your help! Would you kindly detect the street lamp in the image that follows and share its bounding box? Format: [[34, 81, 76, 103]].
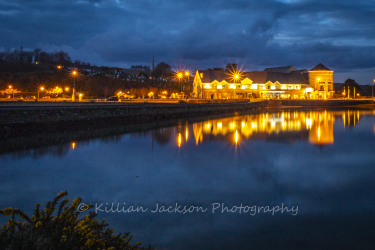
[[373, 79, 374, 100], [177, 72, 183, 95], [38, 87, 44, 99], [71, 70, 78, 101], [185, 72, 190, 82], [8, 85, 14, 98]]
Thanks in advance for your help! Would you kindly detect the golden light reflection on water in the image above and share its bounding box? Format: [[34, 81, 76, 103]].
[[176, 110, 374, 147], [178, 133, 182, 148]]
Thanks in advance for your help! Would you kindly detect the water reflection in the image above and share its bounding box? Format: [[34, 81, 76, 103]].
[[1, 109, 375, 249], [173, 110, 373, 147], [24, 110, 372, 157]]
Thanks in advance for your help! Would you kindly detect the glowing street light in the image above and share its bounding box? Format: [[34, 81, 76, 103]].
[[71, 70, 78, 101], [57, 65, 62, 69], [8, 85, 15, 98], [38, 87, 44, 99], [177, 72, 183, 94], [228, 68, 243, 83], [65, 87, 69, 91], [185, 71, 190, 82]]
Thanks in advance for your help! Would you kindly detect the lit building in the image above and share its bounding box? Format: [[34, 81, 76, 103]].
[[192, 63, 333, 99]]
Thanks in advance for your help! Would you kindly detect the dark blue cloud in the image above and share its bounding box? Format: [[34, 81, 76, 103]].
[[0, 0, 374, 83]]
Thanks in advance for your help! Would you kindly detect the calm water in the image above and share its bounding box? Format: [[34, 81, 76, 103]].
[[1, 109, 375, 249]]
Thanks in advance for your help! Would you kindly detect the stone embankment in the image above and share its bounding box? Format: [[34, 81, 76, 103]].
[[0, 101, 279, 133], [281, 99, 373, 106]]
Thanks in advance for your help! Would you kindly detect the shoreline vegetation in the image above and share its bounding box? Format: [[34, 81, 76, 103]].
[[0, 191, 142, 249], [1, 100, 374, 155]]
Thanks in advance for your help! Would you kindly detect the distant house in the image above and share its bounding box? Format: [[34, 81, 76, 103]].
[[131, 65, 151, 72], [192, 63, 333, 99]]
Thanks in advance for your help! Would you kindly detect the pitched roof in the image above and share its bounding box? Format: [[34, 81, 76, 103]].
[[264, 66, 298, 73], [199, 70, 228, 83], [198, 70, 308, 85], [310, 63, 331, 71]]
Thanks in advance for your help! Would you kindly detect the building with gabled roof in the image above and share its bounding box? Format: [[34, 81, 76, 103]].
[[308, 63, 334, 99], [192, 63, 333, 99]]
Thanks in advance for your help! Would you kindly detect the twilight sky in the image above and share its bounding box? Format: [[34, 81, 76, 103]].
[[0, 0, 374, 83]]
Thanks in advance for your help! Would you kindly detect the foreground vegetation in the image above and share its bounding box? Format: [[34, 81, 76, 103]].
[[0, 191, 141, 249]]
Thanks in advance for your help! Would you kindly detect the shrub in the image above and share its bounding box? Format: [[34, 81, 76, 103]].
[[0, 191, 141, 249]]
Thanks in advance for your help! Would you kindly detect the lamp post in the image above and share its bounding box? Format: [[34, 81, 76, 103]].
[[8, 85, 14, 98], [184, 72, 190, 93], [38, 87, 44, 99], [72, 70, 77, 101], [373, 79, 374, 100], [177, 72, 183, 97]]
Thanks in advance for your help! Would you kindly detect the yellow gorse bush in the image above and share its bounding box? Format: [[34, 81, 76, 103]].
[[0, 191, 141, 249]]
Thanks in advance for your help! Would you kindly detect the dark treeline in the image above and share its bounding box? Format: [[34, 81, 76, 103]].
[[0, 47, 91, 69]]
